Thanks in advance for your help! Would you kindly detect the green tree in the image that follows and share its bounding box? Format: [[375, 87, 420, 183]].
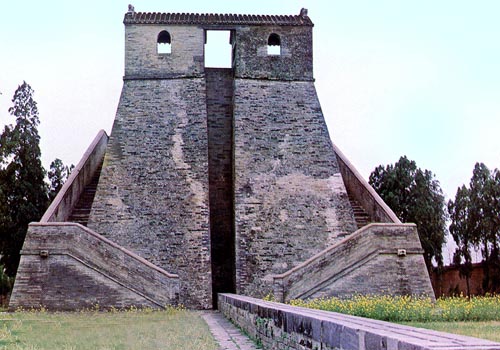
[[369, 156, 447, 272], [448, 185, 473, 297], [468, 163, 500, 292], [48, 158, 73, 201], [369, 156, 417, 221], [0, 82, 48, 276]]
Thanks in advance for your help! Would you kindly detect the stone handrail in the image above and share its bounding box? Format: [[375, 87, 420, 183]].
[[332, 142, 401, 224], [10, 222, 179, 310], [272, 223, 433, 302], [219, 294, 500, 350], [41, 130, 108, 222]]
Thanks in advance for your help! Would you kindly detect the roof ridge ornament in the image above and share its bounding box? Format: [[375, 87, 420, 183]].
[[128, 4, 135, 14], [300, 8, 308, 18]]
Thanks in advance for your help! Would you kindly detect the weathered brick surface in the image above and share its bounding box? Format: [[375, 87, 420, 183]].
[[125, 24, 204, 79], [87, 78, 211, 309], [233, 25, 313, 81], [219, 294, 500, 350], [9, 223, 179, 311], [233, 78, 357, 297]]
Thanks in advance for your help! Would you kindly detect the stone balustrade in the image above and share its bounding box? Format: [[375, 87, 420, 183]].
[[219, 293, 500, 350]]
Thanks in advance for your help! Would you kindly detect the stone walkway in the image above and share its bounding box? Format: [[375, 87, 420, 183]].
[[200, 311, 261, 350]]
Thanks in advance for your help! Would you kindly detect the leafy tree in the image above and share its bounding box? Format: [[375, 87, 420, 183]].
[[369, 156, 447, 272], [369, 156, 417, 221], [448, 185, 473, 297], [0, 82, 49, 276], [468, 163, 500, 292], [48, 158, 73, 201]]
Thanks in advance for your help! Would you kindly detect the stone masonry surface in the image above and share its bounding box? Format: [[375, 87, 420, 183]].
[[125, 24, 204, 79], [201, 311, 261, 350], [233, 25, 313, 81], [88, 78, 211, 309], [233, 78, 358, 297], [219, 294, 500, 350]]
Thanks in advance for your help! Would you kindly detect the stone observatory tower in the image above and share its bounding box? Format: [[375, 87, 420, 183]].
[[10, 8, 434, 310]]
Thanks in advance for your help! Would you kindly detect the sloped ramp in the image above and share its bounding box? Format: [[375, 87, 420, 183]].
[[10, 223, 179, 310], [272, 223, 434, 302]]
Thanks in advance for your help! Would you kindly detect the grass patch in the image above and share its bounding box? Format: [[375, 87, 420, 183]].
[[290, 294, 500, 322], [403, 321, 500, 342], [0, 307, 219, 350]]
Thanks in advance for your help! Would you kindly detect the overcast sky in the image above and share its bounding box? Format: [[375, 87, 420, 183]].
[[1, 1, 499, 261]]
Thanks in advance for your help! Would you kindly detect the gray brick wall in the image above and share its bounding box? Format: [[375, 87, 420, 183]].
[[233, 25, 313, 81], [124, 25, 204, 79], [233, 78, 358, 297], [88, 78, 212, 309]]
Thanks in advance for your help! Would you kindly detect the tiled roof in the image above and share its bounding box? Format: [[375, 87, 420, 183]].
[[123, 10, 313, 26]]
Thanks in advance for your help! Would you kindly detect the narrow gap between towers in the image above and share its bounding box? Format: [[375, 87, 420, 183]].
[[205, 29, 236, 309]]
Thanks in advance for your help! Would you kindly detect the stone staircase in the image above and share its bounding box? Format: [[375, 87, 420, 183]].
[[348, 195, 371, 229], [67, 161, 103, 226], [10, 222, 180, 310], [272, 223, 431, 302]]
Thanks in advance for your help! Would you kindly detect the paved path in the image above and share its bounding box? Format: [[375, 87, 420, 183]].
[[200, 311, 261, 350]]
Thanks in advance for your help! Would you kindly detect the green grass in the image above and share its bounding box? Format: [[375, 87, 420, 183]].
[[0, 308, 219, 350], [404, 321, 500, 342]]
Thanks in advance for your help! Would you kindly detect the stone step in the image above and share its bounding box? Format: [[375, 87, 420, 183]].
[[348, 196, 371, 229], [67, 161, 103, 227]]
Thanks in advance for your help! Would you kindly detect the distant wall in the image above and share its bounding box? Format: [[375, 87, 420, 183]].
[[219, 294, 500, 350], [41, 130, 108, 223], [272, 223, 434, 302], [9, 223, 179, 311], [431, 263, 485, 297]]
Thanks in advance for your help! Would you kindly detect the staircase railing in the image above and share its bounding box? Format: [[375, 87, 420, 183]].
[[41, 130, 108, 223], [332, 142, 400, 224]]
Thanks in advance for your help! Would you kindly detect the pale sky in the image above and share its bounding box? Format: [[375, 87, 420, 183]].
[[1, 1, 500, 262]]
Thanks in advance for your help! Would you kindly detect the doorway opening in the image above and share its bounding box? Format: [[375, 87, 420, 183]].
[[205, 30, 233, 68]]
